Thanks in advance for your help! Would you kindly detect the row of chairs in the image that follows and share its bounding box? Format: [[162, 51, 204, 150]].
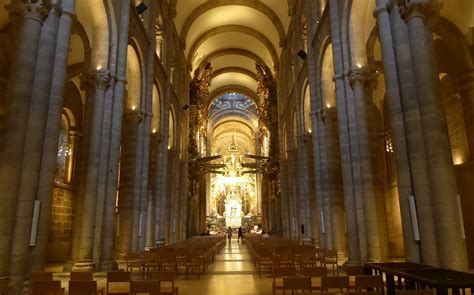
[[245, 237, 339, 277], [125, 236, 226, 279], [27, 271, 178, 295], [272, 267, 384, 295]]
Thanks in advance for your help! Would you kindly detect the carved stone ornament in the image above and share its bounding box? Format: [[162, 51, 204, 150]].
[[5, 0, 49, 22]]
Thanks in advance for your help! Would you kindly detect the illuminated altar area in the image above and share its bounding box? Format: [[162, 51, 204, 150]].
[[209, 143, 258, 229]]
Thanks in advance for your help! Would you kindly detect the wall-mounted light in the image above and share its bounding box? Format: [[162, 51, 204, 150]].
[[326, 104, 331, 108], [356, 63, 363, 69], [96, 65, 102, 70], [308, 129, 312, 134], [131, 105, 137, 111], [152, 129, 157, 134]]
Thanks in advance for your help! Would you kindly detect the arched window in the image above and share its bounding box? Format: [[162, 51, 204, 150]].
[[55, 114, 71, 184]]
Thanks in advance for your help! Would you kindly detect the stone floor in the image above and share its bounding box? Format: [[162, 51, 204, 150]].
[[176, 237, 273, 295], [47, 236, 274, 294]]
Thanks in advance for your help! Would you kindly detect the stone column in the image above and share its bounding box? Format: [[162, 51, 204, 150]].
[[459, 69, 474, 158], [72, 70, 110, 270], [29, 0, 76, 272], [279, 160, 291, 238], [118, 110, 143, 256], [8, 4, 60, 290], [401, 0, 468, 270], [373, 0, 421, 262], [349, 68, 384, 262], [92, 78, 116, 267], [296, 134, 312, 240], [101, 0, 131, 270], [325, 108, 346, 255], [0, 0, 47, 278], [328, 0, 361, 265], [389, 3, 439, 266], [146, 132, 160, 247]]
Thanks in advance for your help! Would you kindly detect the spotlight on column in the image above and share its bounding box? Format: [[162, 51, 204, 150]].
[[136, 2, 148, 15], [297, 50, 307, 60]]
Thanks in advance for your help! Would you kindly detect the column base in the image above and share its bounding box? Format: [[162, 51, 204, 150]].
[[99, 260, 118, 272], [71, 260, 95, 272], [342, 259, 363, 268]]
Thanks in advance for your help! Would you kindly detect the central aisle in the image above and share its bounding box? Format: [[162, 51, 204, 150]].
[[177, 236, 272, 294]]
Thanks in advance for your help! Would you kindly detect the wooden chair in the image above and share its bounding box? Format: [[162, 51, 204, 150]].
[[0, 279, 11, 295], [396, 290, 433, 295], [126, 253, 142, 273], [355, 275, 384, 294], [347, 266, 367, 289], [301, 266, 327, 291], [30, 272, 53, 281], [70, 271, 93, 281], [321, 276, 349, 293], [69, 280, 103, 295], [130, 280, 161, 295], [272, 266, 297, 295], [106, 271, 131, 295], [257, 250, 274, 278], [150, 271, 178, 295], [282, 276, 311, 294], [31, 281, 63, 295], [324, 250, 338, 275]]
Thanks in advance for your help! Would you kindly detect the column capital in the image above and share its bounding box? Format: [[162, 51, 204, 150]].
[[373, 3, 389, 18], [124, 109, 144, 124], [5, 0, 49, 22], [348, 67, 378, 90], [400, 0, 442, 24], [80, 70, 111, 91], [325, 107, 338, 122]]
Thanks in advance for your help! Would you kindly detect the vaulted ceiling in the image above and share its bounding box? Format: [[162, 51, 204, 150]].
[[175, 0, 291, 153]]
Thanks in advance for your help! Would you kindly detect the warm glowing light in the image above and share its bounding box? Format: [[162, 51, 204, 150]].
[[356, 63, 362, 69], [326, 104, 331, 108], [152, 129, 157, 134], [308, 129, 312, 134], [96, 65, 102, 70], [131, 105, 137, 111]]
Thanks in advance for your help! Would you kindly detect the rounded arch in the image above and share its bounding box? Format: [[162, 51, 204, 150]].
[[151, 83, 161, 133], [168, 106, 176, 149], [187, 25, 278, 68], [197, 48, 267, 71], [212, 67, 257, 80], [180, 0, 285, 48], [126, 40, 144, 110], [301, 80, 312, 133], [76, 0, 110, 68], [208, 85, 258, 108]]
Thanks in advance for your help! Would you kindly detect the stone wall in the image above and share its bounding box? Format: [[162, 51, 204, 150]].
[[47, 185, 74, 262]]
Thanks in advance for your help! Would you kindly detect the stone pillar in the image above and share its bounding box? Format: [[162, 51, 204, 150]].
[[8, 4, 60, 290], [296, 134, 312, 240], [146, 132, 160, 247], [72, 70, 111, 270], [373, 0, 421, 262], [459, 69, 474, 159], [389, 3, 439, 266], [328, 0, 361, 265], [30, 0, 76, 273], [279, 160, 290, 239], [0, 0, 47, 278], [401, 0, 468, 270], [325, 108, 346, 255], [349, 68, 384, 262], [92, 78, 116, 267], [101, 0, 131, 269], [118, 110, 143, 256]]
